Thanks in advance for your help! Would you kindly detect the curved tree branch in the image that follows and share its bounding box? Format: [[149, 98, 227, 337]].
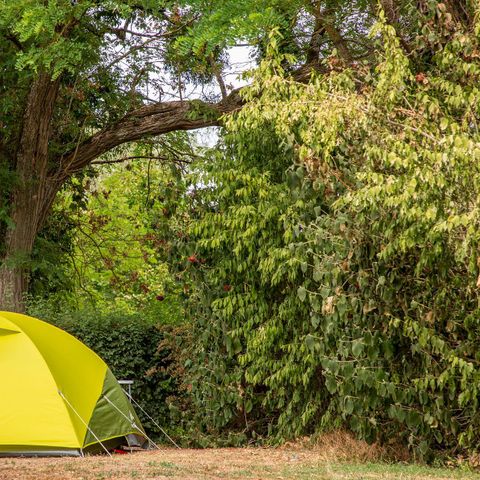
[[59, 102, 220, 175], [56, 89, 243, 178], [41, 61, 319, 235]]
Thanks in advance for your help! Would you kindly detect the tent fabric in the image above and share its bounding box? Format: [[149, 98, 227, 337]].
[[84, 368, 144, 448], [0, 311, 147, 456]]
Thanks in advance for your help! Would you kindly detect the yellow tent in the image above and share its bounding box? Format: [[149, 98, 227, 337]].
[[0, 311, 147, 456]]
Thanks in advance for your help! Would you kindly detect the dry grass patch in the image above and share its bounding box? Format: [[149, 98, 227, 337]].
[[306, 430, 411, 463], [0, 435, 475, 480]]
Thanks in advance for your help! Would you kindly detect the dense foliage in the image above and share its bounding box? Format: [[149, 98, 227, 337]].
[[3, 0, 313, 310], [174, 7, 480, 458], [11, 0, 480, 462]]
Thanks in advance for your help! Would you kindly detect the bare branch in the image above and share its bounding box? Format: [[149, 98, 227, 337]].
[[209, 56, 228, 99], [91, 155, 192, 165], [4, 33, 23, 50], [306, 2, 326, 63], [318, 11, 353, 63]]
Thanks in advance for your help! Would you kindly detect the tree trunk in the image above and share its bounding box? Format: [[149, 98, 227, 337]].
[[0, 73, 59, 313], [0, 266, 28, 313], [0, 179, 49, 312]]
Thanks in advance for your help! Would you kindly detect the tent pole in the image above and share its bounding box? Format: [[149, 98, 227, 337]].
[[102, 394, 162, 450]]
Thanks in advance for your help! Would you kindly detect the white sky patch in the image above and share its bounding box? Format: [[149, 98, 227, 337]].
[[193, 45, 255, 148], [224, 46, 256, 88]]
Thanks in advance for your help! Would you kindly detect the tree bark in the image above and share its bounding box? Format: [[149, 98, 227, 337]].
[[60, 99, 228, 176], [0, 73, 60, 312], [316, 10, 353, 64], [306, 2, 326, 64]]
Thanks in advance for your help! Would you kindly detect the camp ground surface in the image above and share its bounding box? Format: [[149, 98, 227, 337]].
[[1, 447, 480, 480]]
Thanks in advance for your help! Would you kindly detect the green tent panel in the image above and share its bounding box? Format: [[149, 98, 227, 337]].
[[0, 311, 147, 456]]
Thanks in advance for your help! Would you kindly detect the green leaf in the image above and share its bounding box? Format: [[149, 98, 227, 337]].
[[344, 397, 354, 415], [352, 339, 364, 357], [325, 376, 337, 394], [297, 286, 307, 302], [305, 334, 316, 352]]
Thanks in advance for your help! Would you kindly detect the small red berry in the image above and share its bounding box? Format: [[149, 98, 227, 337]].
[[415, 72, 428, 84]]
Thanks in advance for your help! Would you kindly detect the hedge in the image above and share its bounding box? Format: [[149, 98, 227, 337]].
[[45, 310, 183, 443]]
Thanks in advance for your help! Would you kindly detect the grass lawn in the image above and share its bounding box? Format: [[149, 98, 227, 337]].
[[1, 447, 479, 480]]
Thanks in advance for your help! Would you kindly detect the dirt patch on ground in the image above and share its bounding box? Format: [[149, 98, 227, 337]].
[[287, 430, 410, 463], [2, 447, 312, 480], [0, 445, 475, 480]]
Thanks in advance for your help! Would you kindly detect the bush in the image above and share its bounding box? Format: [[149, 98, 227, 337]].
[[176, 23, 480, 458]]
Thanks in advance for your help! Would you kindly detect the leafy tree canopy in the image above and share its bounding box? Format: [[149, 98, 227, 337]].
[[6, 0, 480, 460]]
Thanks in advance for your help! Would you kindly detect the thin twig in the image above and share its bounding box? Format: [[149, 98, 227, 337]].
[[91, 155, 192, 165]]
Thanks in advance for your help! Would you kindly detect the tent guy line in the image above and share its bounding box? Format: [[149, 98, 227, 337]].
[[58, 390, 112, 457], [125, 390, 181, 449]]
